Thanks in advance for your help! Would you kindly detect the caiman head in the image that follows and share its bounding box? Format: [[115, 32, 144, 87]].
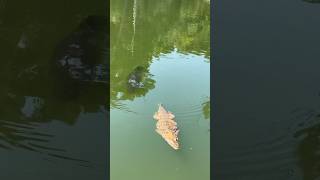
[[157, 103, 167, 113], [153, 103, 164, 120]]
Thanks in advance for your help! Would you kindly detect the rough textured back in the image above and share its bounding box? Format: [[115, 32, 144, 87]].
[[153, 104, 179, 150]]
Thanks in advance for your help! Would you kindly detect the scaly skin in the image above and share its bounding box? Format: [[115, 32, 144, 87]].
[[153, 104, 179, 150]]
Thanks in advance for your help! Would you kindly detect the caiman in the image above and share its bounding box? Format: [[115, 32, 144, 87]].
[[153, 104, 180, 150]]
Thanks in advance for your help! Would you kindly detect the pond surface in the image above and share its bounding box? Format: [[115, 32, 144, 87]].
[[110, 0, 210, 180], [0, 0, 107, 179], [214, 0, 320, 179]]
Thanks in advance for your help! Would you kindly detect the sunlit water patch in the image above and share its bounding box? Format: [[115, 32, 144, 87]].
[[111, 50, 210, 180]]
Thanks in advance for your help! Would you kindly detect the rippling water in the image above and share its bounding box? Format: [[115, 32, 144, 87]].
[[110, 0, 210, 180], [0, 1, 107, 179], [214, 0, 320, 179]]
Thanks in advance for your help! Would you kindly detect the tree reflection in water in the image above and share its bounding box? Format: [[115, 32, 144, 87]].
[[0, 14, 108, 165], [110, 0, 210, 109]]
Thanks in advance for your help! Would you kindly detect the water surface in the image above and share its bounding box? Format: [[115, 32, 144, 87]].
[[110, 0, 210, 180], [0, 1, 107, 179], [214, 0, 320, 179]]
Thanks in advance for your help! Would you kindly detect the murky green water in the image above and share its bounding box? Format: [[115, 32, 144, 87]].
[[0, 1, 107, 179], [110, 0, 210, 180], [214, 0, 320, 179]]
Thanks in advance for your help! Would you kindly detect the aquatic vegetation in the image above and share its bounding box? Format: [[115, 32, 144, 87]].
[[202, 99, 210, 120], [294, 116, 320, 180]]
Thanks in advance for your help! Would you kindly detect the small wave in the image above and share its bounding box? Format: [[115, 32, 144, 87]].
[[0, 119, 93, 167]]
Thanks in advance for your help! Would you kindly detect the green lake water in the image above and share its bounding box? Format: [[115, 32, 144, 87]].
[[110, 0, 210, 180], [214, 0, 320, 179], [0, 0, 107, 179]]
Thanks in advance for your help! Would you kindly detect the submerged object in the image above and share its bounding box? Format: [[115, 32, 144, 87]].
[[153, 104, 179, 150], [127, 66, 147, 89]]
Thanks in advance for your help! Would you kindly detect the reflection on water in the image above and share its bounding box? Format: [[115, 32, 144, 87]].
[[294, 116, 320, 180], [111, 0, 210, 180], [0, 1, 107, 179], [303, 0, 320, 3], [111, 0, 210, 106]]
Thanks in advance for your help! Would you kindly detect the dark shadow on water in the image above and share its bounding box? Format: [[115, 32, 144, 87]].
[[0, 15, 108, 165], [294, 116, 320, 180], [303, 0, 320, 3]]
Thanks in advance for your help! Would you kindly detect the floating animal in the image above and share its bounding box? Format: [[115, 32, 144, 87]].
[[153, 104, 179, 150]]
